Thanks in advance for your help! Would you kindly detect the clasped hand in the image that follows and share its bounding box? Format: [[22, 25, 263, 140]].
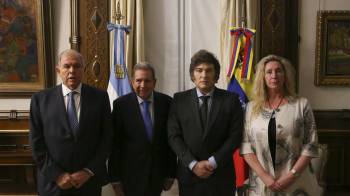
[[261, 172, 295, 192], [193, 160, 214, 179], [56, 170, 92, 189]]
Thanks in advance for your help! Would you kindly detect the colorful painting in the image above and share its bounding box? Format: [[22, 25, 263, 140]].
[[315, 11, 350, 86], [0, 0, 54, 97], [0, 0, 38, 82], [326, 21, 350, 75]]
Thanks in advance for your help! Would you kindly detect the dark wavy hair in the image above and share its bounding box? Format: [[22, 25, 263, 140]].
[[189, 50, 220, 82]]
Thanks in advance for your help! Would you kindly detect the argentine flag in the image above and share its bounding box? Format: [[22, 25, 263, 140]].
[[107, 23, 132, 109]]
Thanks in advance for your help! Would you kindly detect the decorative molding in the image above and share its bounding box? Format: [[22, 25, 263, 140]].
[[70, 0, 80, 50], [314, 109, 350, 131], [70, 0, 109, 89], [314, 10, 350, 86], [0, 110, 29, 132], [259, 0, 299, 88], [0, 110, 29, 120]]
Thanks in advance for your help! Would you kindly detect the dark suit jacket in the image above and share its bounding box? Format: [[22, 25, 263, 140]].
[[29, 84, 113, 196], [108, 92, 177, 196], [167, 87, 243, 194]]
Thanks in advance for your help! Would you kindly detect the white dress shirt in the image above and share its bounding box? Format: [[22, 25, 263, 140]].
[[62, 83, 82, 121]]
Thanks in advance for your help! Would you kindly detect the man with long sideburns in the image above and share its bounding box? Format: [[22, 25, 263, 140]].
[[168, 50, 243, 196]]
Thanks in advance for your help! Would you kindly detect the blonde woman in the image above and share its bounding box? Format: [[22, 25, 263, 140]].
[[241, 55, 322, 195]]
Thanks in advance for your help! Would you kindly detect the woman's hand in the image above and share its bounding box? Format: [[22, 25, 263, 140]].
[[260, 172, 283, 192], [275, 171, 295, 190]]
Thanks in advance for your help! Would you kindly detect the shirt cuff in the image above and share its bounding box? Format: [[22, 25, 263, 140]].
[[83, 168, 94, 176], [208, 156, 217, 169], [189, 160, 198, 170]]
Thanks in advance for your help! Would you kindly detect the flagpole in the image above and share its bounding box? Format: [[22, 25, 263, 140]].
[[241, 0, 246, 28], [107, 0, 132, 109]]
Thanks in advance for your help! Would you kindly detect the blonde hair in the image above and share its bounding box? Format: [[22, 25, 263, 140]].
[[251, 54, 297, 117]]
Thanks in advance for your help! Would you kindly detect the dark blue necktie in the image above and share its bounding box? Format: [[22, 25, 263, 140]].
[[141, 100, 153, 141], [67, 91, 79, 135]]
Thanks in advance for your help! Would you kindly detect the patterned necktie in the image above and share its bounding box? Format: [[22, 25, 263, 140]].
[[141, 100, 153, 141], [200, 96, 209, 129], [67, 91, 79, 135]]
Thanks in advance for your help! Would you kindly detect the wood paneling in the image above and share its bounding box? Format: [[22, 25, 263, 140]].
[[259, 0, 299, 65], [315, 110, 350, 194], [259, 0, 299, 88], [0, 110, 35, 195], [71, 0, 110, 90]]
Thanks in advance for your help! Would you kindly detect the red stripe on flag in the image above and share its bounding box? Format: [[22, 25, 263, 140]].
[[233, 148, 249, 187]]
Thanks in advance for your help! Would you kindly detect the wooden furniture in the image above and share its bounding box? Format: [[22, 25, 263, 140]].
[[315, 110, 350, 195], [0, 110, 36, 195]]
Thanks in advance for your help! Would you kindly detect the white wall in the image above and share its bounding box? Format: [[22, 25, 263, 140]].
[[1, 1, 349, 110], [145, 0, 350, 109], [144, 0, 221, 97], [299, 0, 350, 109]]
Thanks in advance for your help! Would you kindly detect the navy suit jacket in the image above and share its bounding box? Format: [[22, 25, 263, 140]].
[[108, 92, 177, 195], [29, 84, 113, 196]]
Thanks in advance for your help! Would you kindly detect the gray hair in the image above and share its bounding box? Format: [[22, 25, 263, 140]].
[[57, 49, 84, 67], [132, 62, 156, 80]]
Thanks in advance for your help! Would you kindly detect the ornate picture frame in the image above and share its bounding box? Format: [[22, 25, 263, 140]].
[[315, 10, 350, 86], [0, 0, 54, 97]]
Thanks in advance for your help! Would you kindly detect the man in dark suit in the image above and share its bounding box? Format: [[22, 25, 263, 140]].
[[29, 49, 112, 196], [108, 62, 177, 196], [168, 50, 243, 196]]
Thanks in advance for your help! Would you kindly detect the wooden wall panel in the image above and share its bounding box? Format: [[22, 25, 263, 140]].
[[259, 0, 299, 86], [71, 0, 110, 90], [315, 110, 350, 194], [0, 110, 35, 195]]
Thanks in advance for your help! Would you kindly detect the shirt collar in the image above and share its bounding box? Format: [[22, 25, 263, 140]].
[[136, 92, 154, 104], [62, 83, 82, 96], [196, 88, 214, 98]]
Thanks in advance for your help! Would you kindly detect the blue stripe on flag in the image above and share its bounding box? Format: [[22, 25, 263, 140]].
[[227, 76, 248, 109], [107, 23, 132, 105]]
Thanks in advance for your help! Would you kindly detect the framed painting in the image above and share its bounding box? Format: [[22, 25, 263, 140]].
[[315, 10, 350, 86], [0, 0, 54, 97]]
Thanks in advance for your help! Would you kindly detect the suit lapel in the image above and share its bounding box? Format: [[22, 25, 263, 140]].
[[152, 93, 161, 143], [189, 89, 203, 136], [77, 84, 88, 139], [55, 85, 71, 135], [203, 88, 222, 139], [131, 93, 152, 143]]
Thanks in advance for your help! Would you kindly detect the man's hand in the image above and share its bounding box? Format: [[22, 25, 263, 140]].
[[70, 170, 92, 188], [112, 183, 125, 196], [56, 173, 74, 189], [163, 178, 174, 191], [192, 160, 214, 178]]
